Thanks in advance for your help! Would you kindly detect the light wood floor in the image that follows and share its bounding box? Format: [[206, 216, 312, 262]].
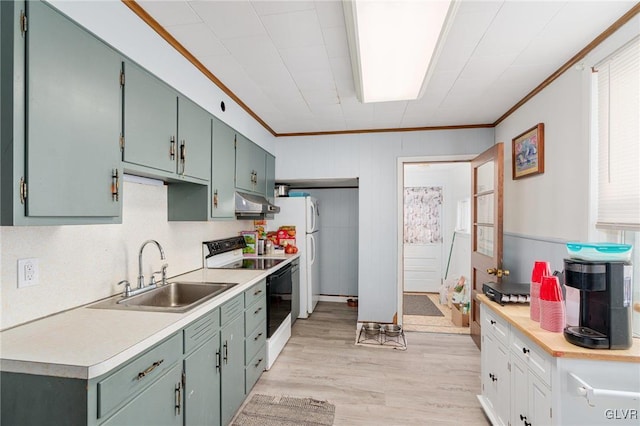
[[245, 302, 490, 425]]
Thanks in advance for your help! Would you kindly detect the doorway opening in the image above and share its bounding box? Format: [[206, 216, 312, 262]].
[[397, 157, 472, 333]]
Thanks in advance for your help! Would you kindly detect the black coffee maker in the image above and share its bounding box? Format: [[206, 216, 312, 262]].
[[563, 259, 632, 349]]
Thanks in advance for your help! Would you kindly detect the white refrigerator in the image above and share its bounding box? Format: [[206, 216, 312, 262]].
[[273, 196, 320, 318]]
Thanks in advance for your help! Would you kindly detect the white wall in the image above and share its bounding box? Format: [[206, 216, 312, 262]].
[[306, 188, 358, 297], [496, 14, 640, 279], [498, 14, 640, 242], [275, 129, 494, 322], [1, 180, 249, 329]]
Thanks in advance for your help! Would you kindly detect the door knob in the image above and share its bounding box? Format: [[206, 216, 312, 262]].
[[487, 268, 510, 278]]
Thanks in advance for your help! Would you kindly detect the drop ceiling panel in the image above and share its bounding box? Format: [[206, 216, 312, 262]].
[[261, 9, 325, 49], [190, 1, 266, 39], [134, 0, 636, 135], [167, 22, 228, 57], [137, 0, 201, 27]]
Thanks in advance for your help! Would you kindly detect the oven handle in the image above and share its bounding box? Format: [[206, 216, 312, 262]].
[[269, 263, 292, 280]]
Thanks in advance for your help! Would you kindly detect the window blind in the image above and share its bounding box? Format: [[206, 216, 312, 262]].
[[596, 36, 640, 231]]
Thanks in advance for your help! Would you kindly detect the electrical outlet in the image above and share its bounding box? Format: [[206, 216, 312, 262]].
[[18, 258, 39, 288]]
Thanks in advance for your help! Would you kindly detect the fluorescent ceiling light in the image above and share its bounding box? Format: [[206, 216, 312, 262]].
[[344, 0, 452, 103]]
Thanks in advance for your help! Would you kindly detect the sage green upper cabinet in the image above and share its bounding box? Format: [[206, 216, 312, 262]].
[[265, 152, 276, 202], [211, 117, 236, 219], [177, 97, 211, 181], [24, 1, 122, 219], [122, 60, 177, 175], [235, 134, 266, 195]]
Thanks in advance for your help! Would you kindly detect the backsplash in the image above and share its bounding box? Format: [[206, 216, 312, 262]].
[[0, 179, 247, 330], [503, 233, 568, 283]]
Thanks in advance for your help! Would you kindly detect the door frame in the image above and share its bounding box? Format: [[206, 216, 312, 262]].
[[396, 155, 475, 324]]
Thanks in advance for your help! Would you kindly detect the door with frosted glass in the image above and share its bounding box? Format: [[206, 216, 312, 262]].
[[470, 143, 505, 348]]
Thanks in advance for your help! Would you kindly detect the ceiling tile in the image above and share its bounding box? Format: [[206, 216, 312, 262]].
[[280, 45, 332, 72], [251, 1, 315, 16], [321, 26, 350, 59], [261, 9, 324, 49], [166, 22, 228, 57], [138, 1, 201, 27], [314, 0, 345, 28], [222, 35, 282, 68], [190, 1, 266, 39], [290, 68, 336, 92]]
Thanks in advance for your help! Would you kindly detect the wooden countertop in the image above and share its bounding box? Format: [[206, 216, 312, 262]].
[[477, 294, 640, 363], [0, 254, 299, 380]]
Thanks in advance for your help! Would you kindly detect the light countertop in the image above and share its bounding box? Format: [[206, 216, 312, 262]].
[[477, 294, 640, 363], [0, 254, 299, 380]]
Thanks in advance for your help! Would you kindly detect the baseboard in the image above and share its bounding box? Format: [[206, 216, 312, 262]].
[[318, 295, 354, 303]]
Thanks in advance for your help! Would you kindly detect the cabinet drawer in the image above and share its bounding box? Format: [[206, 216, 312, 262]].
[[245, 320, 267, 363], [245, 346, 266, 393], [483, 307, 509, 346], [245, 296, 266, 335], [221, 294, 244, 326], [97, 333, 182, 418], [245, 279, 266, 308], [510, 330, 551, 385], [184, 309, 219, 354]]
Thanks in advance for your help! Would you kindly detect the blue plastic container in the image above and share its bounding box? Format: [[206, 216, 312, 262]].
[[566, 242, 632, 261]]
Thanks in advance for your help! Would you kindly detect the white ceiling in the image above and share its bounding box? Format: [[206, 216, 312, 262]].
[[136, 0, 635, 135]]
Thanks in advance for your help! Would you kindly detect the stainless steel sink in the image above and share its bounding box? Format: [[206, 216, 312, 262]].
[[89, 281, 237, 313]]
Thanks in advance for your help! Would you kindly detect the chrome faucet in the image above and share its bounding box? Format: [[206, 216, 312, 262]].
[[138, 239, 167, 289]]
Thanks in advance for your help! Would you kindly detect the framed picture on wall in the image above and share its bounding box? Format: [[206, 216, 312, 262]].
[[512, 123, 544, 179]]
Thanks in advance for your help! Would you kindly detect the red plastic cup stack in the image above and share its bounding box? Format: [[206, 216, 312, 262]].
[[530, 261, 551, 322], [539, 275, 566, 333]]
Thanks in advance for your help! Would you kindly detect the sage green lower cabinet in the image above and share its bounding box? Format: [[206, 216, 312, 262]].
[[0, 288, 272, 426], [220, 295, 247, 426], [101, 363, 183, 426], [184, 335, 221, 426]]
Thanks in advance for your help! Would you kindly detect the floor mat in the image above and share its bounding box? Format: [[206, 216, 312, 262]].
[[233, 394, 335, 426], [403, 293, 444, 316]]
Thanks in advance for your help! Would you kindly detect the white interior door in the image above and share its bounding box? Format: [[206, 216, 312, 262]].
[[403, 244, 442, 292], [403, 186, 443, 293]]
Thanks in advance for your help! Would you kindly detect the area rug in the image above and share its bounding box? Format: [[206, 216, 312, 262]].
[[233, 394, 335, 426], [403, 293, 444, 316]]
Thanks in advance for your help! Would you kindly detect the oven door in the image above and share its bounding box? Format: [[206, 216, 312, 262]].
[[266, 264, 292, 338]]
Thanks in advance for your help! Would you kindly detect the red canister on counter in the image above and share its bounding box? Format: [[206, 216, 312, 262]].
[[530, 261, 551, 322], [539, 275, 565, 333]]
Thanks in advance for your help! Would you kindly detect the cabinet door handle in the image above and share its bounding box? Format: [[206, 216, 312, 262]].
[[169, 136, 176, 160], [254, 289, 262, 296], [175, 381, 182, 415], [213, 189, 218, 208], [254, 358, 263, 368], [216, 349, 221, 372], [490, 320, 496, 325], [254, 332, 263, 341], [223, 341, 228, 364], [254, 307, 262, 315], [180, 140, 186, 174], [522, 347, 530, 354], [136, 359, 163, 380], [111, 169, 119, 202]]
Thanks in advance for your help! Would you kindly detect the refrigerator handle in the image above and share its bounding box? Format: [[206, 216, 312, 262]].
[[309, 233, 316, 264], [309, 202, 316, 232]]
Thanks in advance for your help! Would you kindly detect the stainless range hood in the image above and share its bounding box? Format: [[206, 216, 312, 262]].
[[235, 191, 280, 219]]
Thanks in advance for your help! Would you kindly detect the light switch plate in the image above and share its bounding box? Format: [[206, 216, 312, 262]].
[[18, 258, 39, 288]]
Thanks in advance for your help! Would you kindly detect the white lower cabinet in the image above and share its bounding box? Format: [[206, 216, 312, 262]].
[[480, 305, 552, 426]]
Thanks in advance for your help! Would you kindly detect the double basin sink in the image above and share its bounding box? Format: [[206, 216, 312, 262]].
[[90, 281, 237, 313]]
